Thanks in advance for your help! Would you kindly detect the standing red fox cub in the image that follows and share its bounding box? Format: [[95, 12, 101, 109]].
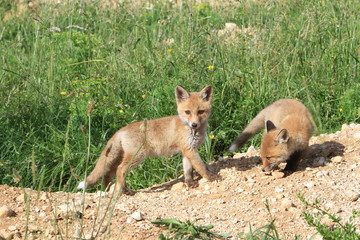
[[77, 85, 219, 194], [229, 99, 313, 172]]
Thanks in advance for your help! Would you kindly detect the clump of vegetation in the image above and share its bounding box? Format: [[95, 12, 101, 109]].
[[298, 194, 360, 240], [151, 218, 231, 240]]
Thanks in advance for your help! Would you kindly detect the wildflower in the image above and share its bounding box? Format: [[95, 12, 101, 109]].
[[207, 65, 215, 71], [339, 108, 343, 112], [167, 49, 173, 53], [141, 94, 146, 99], [119, 109, 124, 114], [301, 75, 306, 79], [209, 134, 215, 140], [60, 91, 67, 95], [294, 98, 299, 101]]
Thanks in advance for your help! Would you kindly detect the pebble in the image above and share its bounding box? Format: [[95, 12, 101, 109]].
[[281, 199, 295, 209], [130, 211, 143, 221], [354, 132, 360, 139], [171, 182, 185, 191], [313, 157, 326, 166], [343, 190, 360, 202], [8, 225, 17, 231], [275, 188, 284, 193], [247, 145, 256, 153], [0, 206, 16, 218], [272, 172, 285, 179], [331, 156, 343, 163], [304, 182, 315, 188]]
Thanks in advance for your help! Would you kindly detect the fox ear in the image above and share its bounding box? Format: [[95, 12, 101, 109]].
[[265, 120, 276, 132], [175, 85, 190, 102], [276, 129, 289, 143], [200, 85, 213, 102]]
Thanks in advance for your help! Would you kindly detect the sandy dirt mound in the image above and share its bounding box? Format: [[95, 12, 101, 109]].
[[0, 124, 359, 240]]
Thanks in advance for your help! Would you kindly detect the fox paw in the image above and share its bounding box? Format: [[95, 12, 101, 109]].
[[185, 180, 199, 188], [207, 173, 222, 182]]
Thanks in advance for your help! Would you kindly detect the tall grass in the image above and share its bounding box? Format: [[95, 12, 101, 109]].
[[0, 0, 359, 192]]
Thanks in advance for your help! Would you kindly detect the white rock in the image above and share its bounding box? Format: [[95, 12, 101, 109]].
[[237, 187, 244, 193], [0, 206, 16, 218], [8, 225, 17, 231], [354, 132, 360, 139], [247, 145, 256, 153], [304, 182, 315, 188], [131, 211, 143, 221], [331, 156, 343, 163], [275, 188, 284, 193]]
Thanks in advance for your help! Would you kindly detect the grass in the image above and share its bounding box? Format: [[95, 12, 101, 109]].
[[0, 0, 359, 193]]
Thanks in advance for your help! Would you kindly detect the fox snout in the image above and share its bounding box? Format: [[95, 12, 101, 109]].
[[190, 122, 199, 129]]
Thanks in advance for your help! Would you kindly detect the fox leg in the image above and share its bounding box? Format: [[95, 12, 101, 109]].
[[182, 156, 197, 187], [182, 149, 219, 182], [284, 150, 303, 172], [114, 153, 143, 195]]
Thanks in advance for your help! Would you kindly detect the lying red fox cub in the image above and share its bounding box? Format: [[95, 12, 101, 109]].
[[229, 99, 313, 172]]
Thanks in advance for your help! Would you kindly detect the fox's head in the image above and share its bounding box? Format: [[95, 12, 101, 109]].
[[175, 85, 213, 130], [260, 120, 291, 172]]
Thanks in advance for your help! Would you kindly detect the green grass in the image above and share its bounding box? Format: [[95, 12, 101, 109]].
[[0, 0, 359, 192]]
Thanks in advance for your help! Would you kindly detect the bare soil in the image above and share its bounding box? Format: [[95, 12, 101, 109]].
[[0, 123, 359, 240]]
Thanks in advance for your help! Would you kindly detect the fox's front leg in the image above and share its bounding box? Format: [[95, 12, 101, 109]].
[[182, 156, 197, 188], [182, 149, 219, 184]]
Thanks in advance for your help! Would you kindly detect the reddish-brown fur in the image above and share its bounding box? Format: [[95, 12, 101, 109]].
[[229, 99, 313, 172], [77, 85, 219, 194]]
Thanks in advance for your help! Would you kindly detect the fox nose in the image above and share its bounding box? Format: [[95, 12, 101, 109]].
[[191, 122, 198, 128]]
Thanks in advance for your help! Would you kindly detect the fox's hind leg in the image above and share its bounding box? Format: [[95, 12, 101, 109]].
[[114, 153, 144, 195]]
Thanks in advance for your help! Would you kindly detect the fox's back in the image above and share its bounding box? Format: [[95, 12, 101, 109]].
[[264, 99, 313, 140]]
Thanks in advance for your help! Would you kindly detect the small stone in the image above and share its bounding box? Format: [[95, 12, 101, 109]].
[[233, 152, 243, 159], [272, 172, 285, 179], [8, 226, 17, 231], [126, 217, 135, 224], [275, 188, 284, 193], [313, 157, 326, 166], [171, 182, 185, 191], [331, 156, 343, 163], [203, 184, 211, 191], [247, 145, 256, 153], [354, 132, 360, 139], [304, 182, 315, 188], [237, 187, 244, 193], [281, 199, 295, 209], [0, 206, 16, 218], [131, 211, 143, 221], [344, 190, 360, 202]]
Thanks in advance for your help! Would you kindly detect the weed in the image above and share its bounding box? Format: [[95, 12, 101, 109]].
[[151, 218, 231, 240]]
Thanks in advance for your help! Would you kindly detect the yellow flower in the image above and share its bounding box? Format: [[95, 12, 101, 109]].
[[141, 94, 146, 99], [207, 65, 215, 70], [294, 98, 299, 101], [167, 49, 173, 53], [119, 109, 124, 114], [301, 75, 306, 79], [339, 108, 343, 112], [60, 91, 67, 95], [209, 134, 215, 140]]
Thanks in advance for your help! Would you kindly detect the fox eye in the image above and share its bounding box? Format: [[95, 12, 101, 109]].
[[198, 110, 205, 115], [266, 157, 271, 160], [185, 110, 191, 115]]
